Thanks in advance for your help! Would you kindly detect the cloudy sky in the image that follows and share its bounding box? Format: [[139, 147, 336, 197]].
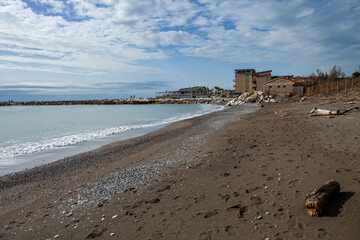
[[0, 0, 359, 101]]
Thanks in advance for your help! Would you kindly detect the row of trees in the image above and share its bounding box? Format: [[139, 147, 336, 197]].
[[304, 65, 359, 86]]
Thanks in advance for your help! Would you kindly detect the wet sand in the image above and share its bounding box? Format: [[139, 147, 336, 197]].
[[0, 94, 359, 240]]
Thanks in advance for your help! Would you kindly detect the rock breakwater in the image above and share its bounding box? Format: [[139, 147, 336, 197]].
[[0, 92, 279, 107], [0, 97, 230, 106]]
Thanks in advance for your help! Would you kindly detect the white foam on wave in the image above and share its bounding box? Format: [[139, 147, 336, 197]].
[[0, 104, 224, 159]]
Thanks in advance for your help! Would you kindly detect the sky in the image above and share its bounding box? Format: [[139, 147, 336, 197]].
[[0, 0, 359, 101]]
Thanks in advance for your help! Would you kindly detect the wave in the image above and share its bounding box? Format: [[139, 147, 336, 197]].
[[0, 104, 224, 159]]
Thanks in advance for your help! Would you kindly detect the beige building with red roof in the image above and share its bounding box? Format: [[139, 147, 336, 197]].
[[263, 78, 304, 96]]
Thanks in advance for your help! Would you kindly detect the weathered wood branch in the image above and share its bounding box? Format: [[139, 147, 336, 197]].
[[341, 106, 359, 115], [305, 180, 340, 216], [309, 107, 340, 116], [309, 106, 359, 117]]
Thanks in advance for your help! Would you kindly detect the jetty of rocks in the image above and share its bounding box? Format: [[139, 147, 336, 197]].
[[0, 97, 230, 106], [226, 92, 277, 106], [0, 92, 279, 107]]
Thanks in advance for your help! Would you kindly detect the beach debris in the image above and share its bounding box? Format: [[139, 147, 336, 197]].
[[305, 180, 340, 216], [53, 234, 60, 238], [65, 212, 73, 217], [110, 233, 115, 236], [112, 214, 119, 219], [309, 107, 340, 116], [343, 101, 358, 105], [257, 215, 263, 220], [309, 106, 359, 117], [325, 116, 334, 119]]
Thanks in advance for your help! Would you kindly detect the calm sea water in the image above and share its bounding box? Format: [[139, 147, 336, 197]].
[[0, 104, 224, 176]]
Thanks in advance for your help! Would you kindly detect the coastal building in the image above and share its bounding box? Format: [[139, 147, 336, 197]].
[[262, 78, 304, 96], [156, 86, 211, 99], [271, 75, 294, 80], [233, 69, 272, 94]]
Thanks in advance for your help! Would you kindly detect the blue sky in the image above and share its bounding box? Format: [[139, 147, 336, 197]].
[[0, 0, 359, 101]]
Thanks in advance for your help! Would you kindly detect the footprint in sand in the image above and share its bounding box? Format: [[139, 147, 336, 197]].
[[295, 190, 302, 198], [204, 210, 218, 218], [227, 204, 247, 218], [317, 228, 330, 238], [250, 195, 262, 206], [85, 227, 108, 239], [219, 193, 230, 202]]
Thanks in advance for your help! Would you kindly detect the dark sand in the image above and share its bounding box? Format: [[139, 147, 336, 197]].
[[1, 94, 360, 240]]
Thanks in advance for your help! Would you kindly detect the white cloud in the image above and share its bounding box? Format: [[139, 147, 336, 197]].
[[0, 0, 359, 95], [296, 8, 315, 18]]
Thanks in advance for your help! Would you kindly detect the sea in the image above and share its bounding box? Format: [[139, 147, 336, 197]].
[[0, 104, 224, 176]]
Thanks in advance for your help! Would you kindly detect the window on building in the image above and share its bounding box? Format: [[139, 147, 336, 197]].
[[278, 85, 280, 88], [245, 87, 249, 92], [269, 86, 273, 89], [266, 77, 269, 82], [245, 80, 249, 86], [283, 85, 286, 88], [245, 75, 249, 80]]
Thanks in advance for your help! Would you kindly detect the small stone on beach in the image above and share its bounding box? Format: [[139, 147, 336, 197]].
[[65, 213, 73, 217]]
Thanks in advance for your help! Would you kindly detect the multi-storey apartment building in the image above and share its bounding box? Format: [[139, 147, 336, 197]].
[[233, 69, 272, 94]]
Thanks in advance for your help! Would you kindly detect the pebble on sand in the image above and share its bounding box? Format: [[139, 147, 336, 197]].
[[65, 212, 73, 217]]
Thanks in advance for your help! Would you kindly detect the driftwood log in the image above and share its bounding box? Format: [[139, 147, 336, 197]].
[[305, 180, 340, 216], [309, 106, 359, 117]]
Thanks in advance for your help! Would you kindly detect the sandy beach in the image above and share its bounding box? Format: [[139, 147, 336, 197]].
[[1, 94, 360, 240]]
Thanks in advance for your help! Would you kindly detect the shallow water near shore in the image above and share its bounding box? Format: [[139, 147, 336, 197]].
[[0, 104, 224, 176]]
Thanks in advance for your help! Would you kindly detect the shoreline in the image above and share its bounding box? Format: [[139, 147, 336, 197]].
[[0, 104, 257, 190], [0, 104, 225, 177], [0, 96, 359, 239]]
